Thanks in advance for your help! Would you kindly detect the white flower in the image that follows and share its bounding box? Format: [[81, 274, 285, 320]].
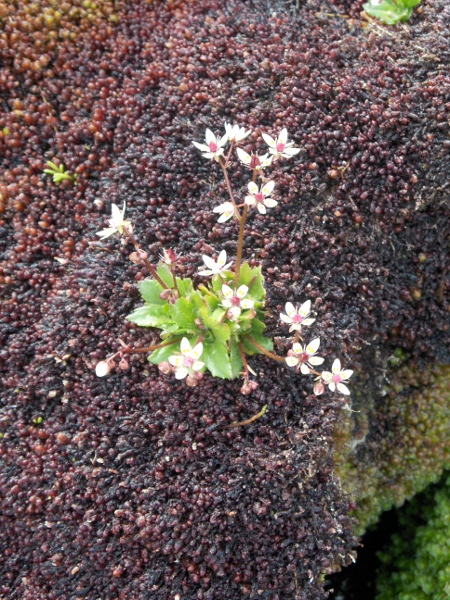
[[236, 147, 273, 171], [96, 202, 132, 240], [285, 338, 324, 374], [213, 201, 236, 223], [221, 284, 254, 320], [279, 300, 315, 332], [168, 337, 205, 380], [224, 122, 251, 144], [245, 181, 277, 214], [321, 359, 353, 395], [198, 250, 232, 277], [192, 129, 228, 161], [261, 128, 300, 161]]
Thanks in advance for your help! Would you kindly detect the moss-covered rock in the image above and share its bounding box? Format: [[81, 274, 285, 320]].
[[376, 473, 450, 600]]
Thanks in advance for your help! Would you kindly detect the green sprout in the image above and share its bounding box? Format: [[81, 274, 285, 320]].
[[32, 416, 43, 426], [44, 160, 77, 183], [363, 0, 422, 25]]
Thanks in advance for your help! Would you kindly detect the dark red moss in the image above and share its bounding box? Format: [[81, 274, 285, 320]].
[[0, 0, 449, 598]]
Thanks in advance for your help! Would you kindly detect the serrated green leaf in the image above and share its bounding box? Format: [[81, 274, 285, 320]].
[[236, 263, 266, 302], [148, 341, 180, 364], [169, 296, 197, 330], [126, 305, 171, 328], [249, 318, 266, 335], [176, 277, 194, 296], [138, 279, 165, 305], [202, 339, 233, 379], [198, 305, 231, 344]]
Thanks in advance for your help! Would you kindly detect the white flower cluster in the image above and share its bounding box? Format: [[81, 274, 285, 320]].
[[280, 301, 353, 396]]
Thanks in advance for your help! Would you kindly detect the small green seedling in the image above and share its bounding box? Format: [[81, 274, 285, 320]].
[[363, 0, 422, 25], [44, 160, 77, 183], [32, 416, 43, 426]]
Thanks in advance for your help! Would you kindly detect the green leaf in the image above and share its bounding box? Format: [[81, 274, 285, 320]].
[[402, 0, 421, 8], [126, 305, 171, 328], [202, 339, 233, 379], [230, 340, 244, 378], [148, 341, 180, 364], [176, 277, 194, 296], [169, 296, 197, 330], [237, 263, 266, 302], [198, 305, 231, 344], [156, 263, 175, 288], [363, 0, 411, 24], [138, 279, 165, 305]]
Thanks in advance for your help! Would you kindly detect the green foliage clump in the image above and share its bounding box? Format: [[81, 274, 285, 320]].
[[44, 160, 77, 183], [376, 473, 450, 600], [363, 0, 422, 25], [127, 261, 272, 381]]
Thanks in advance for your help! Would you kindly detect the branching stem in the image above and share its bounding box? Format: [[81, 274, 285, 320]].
[[125, 229, 169, 289]]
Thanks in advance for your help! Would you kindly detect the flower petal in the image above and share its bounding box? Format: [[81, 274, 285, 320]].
[[245, 196, 256, 206], [261, 180, 275, 195], [292, 343, 303, 355], [191, 342, 203, 360], [241, 299, 254, 309], [247, 181, 258, 194], [341, 369, 353, 381], [278, 128, 288, 145], [306, 338, 321, 355], [309, 356, 324, 366], [236, 285, 248, 298], [332, 358, 342, 373], [175, 367, 188, 380], [299, 300, 311, 317], [217, 250, 227, 267], [283, 147, 301, 156], [180, 337, 191, 355], [337, 382, 351, 395], [302, 318, 315, 327], [205, 129, 216, 145], [222, 284, 233, 298], [169, 355, 183, 367], [202, 255, 216, 270], [261, 132, 276, 148], [263, 199, 278, 208], [236, 147, 251, 165], [300, 364, 311, 375], [285, 302, 297, 318], [280, 313, 292, 324], [285, 356, 299, 367], [257, 203, 267, 214], [328, 381, 336, 392], [192, 141, 210, 152], [192, 360, 205, 372], [321, 371, 332, 382]]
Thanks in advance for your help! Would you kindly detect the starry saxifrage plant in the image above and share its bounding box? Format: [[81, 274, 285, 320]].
[[95, 123, 353, 401]]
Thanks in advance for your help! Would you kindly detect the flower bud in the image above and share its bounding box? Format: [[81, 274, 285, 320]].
[[129, 249, 148, 264], [158, 361, 173, 375], [186, 375, 198, 387], [95, 360, 110, 377], [118, 357, 129, 370], [314, 382, 325, 396], [240, 380, 258, 395]]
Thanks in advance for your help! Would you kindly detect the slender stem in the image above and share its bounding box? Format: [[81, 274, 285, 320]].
[[169, 265, 180, 296], [245, 335, 285, 363], [234, 204, 248, 286], [125, 229, 169, 289], [218, 157, 240, 215], [223, 404, 268, 429], [238, 342, 249, 380]]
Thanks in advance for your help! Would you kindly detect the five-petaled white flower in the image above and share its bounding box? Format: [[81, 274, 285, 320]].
[[285, 338, 324, 374], [279, 300, 315, 332], [236, 147, 273, 171], [245, 181, 277, 214], [192, 129, 228, 161], [224, 122, 252, 144], [96, 202, 132, 240], [198, 250, 233, 277], [213, 201, 236, 223], [168, 338, 205, 380], [262, 128, 300, 161], [321, 359, 353, 395], [221, 284, 254, 320]]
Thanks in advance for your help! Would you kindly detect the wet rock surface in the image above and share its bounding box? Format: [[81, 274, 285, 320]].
[[0, 0, 449, 598]]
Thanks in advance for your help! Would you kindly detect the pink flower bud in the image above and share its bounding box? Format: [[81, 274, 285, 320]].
[[186, 375, 198, 387], [118, 357, 130, 370], [158, 361, 173, 375], [129, 250, 148, 264], [240, 380, 258, 395], [314, 382, 325, 396]]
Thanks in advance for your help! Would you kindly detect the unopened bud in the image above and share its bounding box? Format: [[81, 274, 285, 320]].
[[159, 289, 175, 302], [186, 375, 199, 387], [129, 249, 148, 264], [240, 380, 258, 395], [158, 361, 172, 375], [118, 357, 129, 370], [95, 361, 110, 377], [314, 382, 325, 396]]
